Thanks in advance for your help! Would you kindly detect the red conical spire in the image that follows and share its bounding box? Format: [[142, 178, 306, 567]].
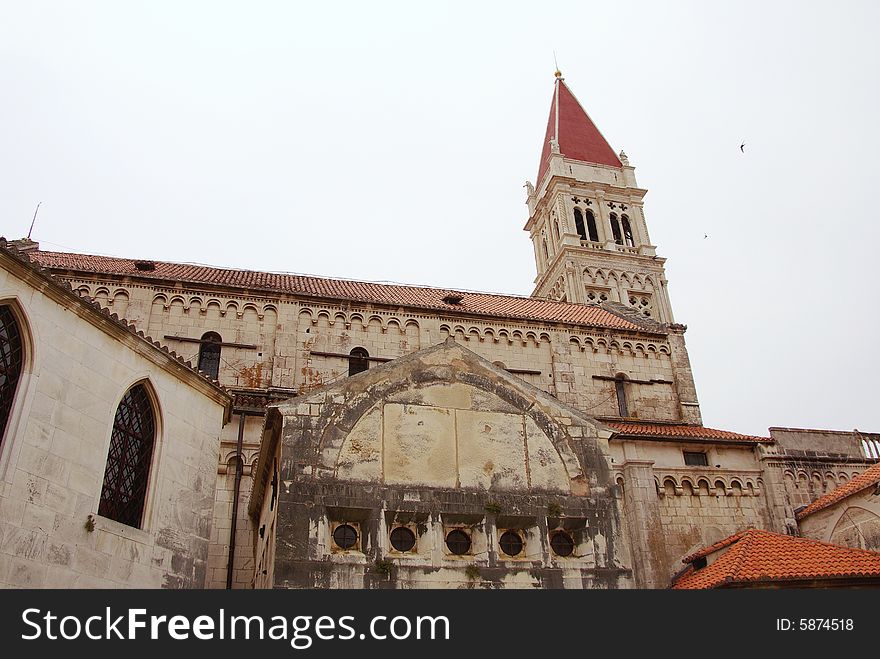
[[536, 75, 622, 186]]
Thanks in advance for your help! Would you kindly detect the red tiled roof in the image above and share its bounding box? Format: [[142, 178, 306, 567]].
[[30, 250, 649, 332], [536, 78, 622, 187], [796, 461, 880, 520], [681, 530, 750, 564], [673, 528, 880, 589], [605, 421, 770, 443], [0, 240, 230, 398]]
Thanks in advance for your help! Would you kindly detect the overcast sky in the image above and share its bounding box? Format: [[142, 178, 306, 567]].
[[2, 1, 878, 438]]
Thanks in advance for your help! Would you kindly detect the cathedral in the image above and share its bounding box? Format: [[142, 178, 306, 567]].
[[1, 73, 878, 589]]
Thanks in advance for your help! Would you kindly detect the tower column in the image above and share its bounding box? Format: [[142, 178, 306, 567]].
[[621, 459, 669, 588]]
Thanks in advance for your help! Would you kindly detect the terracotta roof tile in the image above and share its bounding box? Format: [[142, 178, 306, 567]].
[[673, 528, 880, 589], [796, 461, 880, 520], [0, 240, 229, 398], [605, 421, 770, 443], [30, 250, 650, 333], [681, 529, 751, 564]]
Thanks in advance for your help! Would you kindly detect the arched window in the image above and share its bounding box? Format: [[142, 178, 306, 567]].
[[0, 305, 24, 444], [543, 238, 550, 262], [609, 213, 623, 245], [585, 210, 599, 242], [573, 208, 588, 241], [554, 220, 560, 242], [614, 373, 629, 417], [99, 383, 156, 528], [621, 215, 635, 247], [349, 347, 369, 376], [197, 332, 222, 380]]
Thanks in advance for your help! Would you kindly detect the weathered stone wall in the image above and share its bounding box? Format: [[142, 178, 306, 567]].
[[609, 440, 772, 579], [255, 341, 633, 589], [205, 417, 261, 589], [0, 260, 229, 588], [798, 484, 880, 552], [62, 277, 693, 425]]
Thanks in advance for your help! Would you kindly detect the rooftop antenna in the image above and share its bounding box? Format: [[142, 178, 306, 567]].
[[27, 202, 41, 240]]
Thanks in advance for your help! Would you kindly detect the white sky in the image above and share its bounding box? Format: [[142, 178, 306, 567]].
[[2, 1, 878, 437]]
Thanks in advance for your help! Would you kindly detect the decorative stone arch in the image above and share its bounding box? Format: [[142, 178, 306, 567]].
[[386, 318, 403, 335], [681, 478, 695, 496], [697, 478, 711, 496], [305, 348, 597, 496], [824, 471, 838, 492], [662, 477, 678, 497], [828, 506, 880, 550], [0, 297, 40, 483], [101, 376, 165, 531], [367, 315, 384, 334], [333, 312, 347, 327]]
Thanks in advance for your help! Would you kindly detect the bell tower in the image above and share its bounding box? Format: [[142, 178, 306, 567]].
[[524, 72, 674, 323]]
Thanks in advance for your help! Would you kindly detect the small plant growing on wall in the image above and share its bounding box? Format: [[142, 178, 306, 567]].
[[84, 514, 96, 533], [547, 502, 562, 518], [465, 564, 481, 581], [484, 502, 502, 515], [375, 559, 394, 578]]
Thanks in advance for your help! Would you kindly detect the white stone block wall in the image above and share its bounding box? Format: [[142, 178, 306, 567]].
[[0, 265, 229, 588]]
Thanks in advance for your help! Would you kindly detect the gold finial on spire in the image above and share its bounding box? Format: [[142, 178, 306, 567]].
[[553, 51, 562, 78]]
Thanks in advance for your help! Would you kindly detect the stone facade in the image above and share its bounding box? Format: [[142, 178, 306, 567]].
[[250, 340, 632, 589], [0, 245, 231, 588], [799, 487, 880, 552]]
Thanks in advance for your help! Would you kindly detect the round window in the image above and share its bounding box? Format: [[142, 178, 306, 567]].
[[499, 530, 523, 557], [333, 524, 358, 550], [445, 529, 471, 555], [550, 531, 575, 557], [390, 527, 416, 552]]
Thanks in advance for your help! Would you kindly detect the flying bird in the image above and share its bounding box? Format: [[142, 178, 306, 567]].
[[740, 142, 745, 153], [704, 234, 709, 239]]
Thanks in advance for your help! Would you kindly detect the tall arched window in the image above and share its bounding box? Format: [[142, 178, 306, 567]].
[[614, 374, 629, 418], [0, 305, 24, 445], [609, 213, 623, 245], [99, 383, 156, 528], [585, 210, 599, 242], [621, 215, 635, 247], [573, 208, 588, 241], [197, 331, 222, 381], [543, 238, 550, 262], [554, 220, 560, 242], [349, 347, 369, 376]]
